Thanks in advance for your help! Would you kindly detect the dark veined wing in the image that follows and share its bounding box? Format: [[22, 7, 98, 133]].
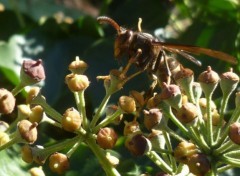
[[152, 41, 238, 65]]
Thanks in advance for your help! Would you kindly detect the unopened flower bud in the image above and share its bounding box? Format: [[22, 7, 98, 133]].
[[130, 90, 145, 108], [187, 153, 211, 176], [203, 110, 225, 126], [0, 131, 10, 146], [29, 166, 45, 176], [26, 87, 41, 104], [62, 108, 81, 132], [0, 121, 9, 132], [68, 57, 88, 74], [148, 129, 165, 151], [106, 105, 123, 125], [176, 102, 198, 124], [143, 109, 163, 130], [192, 82, 202, 103], [49, 153, 70, 174], [65, 73, 89, 92], [20, 59, 45, 85], [198, 66, 220, 96], [124, 121, 140, 136], [199, 98, 216, 115], [21, 144, 33, 163], [160, 83, 182, 110], [118, 96, 136, 113], [97, 127, 118, 149], [0, 88, 15, 114], [125, 133, 152, 156], [106, 152, 119, 166], [229, 122, 240, 145], [29, 105, 44, 123], [220, 68, 239, 95], [18, 120, 38, 144], [174, 141, 197, 164]]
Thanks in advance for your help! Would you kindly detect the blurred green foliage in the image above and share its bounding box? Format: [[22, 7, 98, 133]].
[[0, 0, 239, 175]]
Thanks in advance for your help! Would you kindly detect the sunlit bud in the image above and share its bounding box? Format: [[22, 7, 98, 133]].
[[143, 109, 163, 130], [187, 153, 211, 176], [29, 105, 44, 123], [118, 96, 136, 113], [130, 90, 145, 108], [68, 57, 88, 74], [20, 59, 45, 85], [125, 133, 152, 156], [21, 144, 33, 163], [146, 93, 162, 109], [106, 152, 119, 166], [49, 153, 70, 174], [97, 127, 118, 149], [0, 88, 15, 114], [0, 131, 10, 146], [26, 87, 41, 104], [65, 73, 90, 92], [192, 82, 202, 103], [198, 66, 219, 96], [17, 120, 38, 144], [124, 120, 140, 136], [174, 141, 198, 164], [199, 98, 216, 115], [0, 121, 9, 132], [160, 83, 182, 110], [203, 110, 225, 127], [62, 108, 81, 132], [229, 122, 240, 145], [176, 102, 198, 124], [220, 68, 239, 94], [29, 166, 45, 176]]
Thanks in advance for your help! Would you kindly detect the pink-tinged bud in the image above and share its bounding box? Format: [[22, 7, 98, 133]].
[[21, 59, 45, 85], [125, 133, 152, 156], [187, 153, 211, 176], [97, 127, 118, 149], [143, 109, 163, 130], [229, 122, 240, 145], [0, 88, 15, 114]]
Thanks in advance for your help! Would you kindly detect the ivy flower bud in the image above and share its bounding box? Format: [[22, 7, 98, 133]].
[[143, 109, 163, 130], [0, 131, 10, 146], [26, 87, 41, 104], [220, 68, 239, 95], [97, 127, 118, 149], [21, 144, 33, 163], [0, 88, 16, 114], [29, 167, 45, 176], [118, 96, 136, 113], [65, 73, 90, 92], [176, 102, 198, 124], [29, 105, 44, 123], [198, 66, 220, 96], [106, 105, 123, 125], [159, 83, 182, 110], [125, 133, 152, 156], [192, 82, 202, 103], [229, 122, 240, 145], [68, 57, 88, 74], [199, 98, 216, 115], [148, 129, 165, 151], [0, 121, 9, 132], [124, 120, 140, 136], [187, 153, 211, 176], [106, 152, 119, 166], [20, 59, 45, 85], [130, 90, 145, 108], [174, 141, 197, 164], [62, 108, 81, 132], [49, 152, 70, 174], [17, 120, 38, 144]]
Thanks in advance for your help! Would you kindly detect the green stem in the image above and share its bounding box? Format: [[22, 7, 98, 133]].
[[93, 109, 123, 133], [164, 126, 186, 142], [214, 140, 234, 155], [146, 151, 173, 174], [217, 164, 233, 173], [206, 95, 213, 147], [90, 92, 111, 128], [11, 82, 25, 96], [86, 134, 120, 176], [220, 155, 240, 167], [74, 91, 88, 129]]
